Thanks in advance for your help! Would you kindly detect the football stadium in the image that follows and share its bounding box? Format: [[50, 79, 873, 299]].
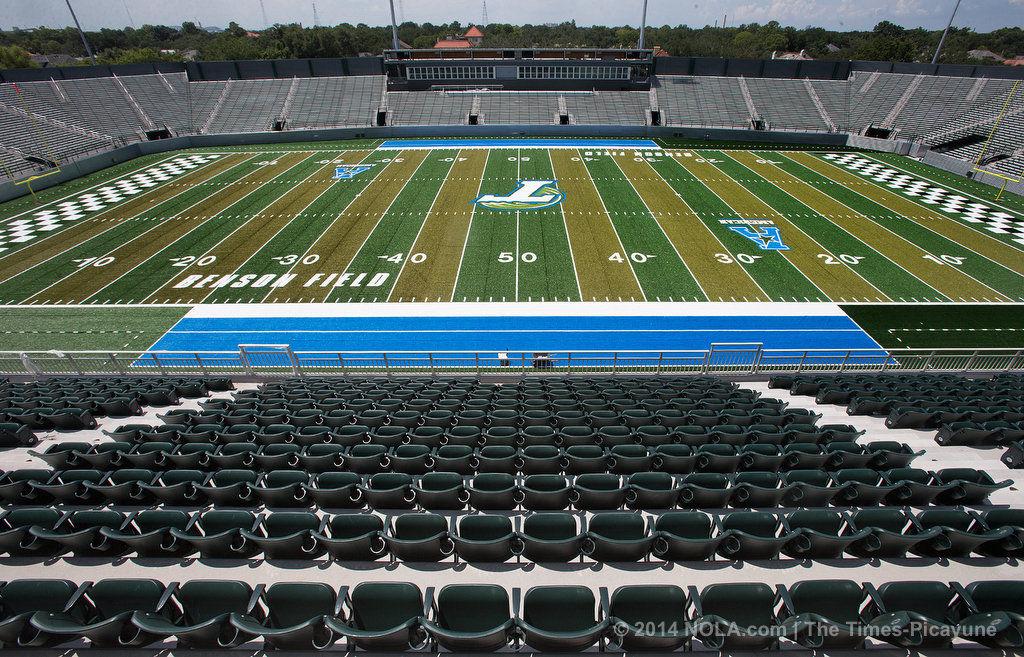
[[0, 0, 1022, 653]]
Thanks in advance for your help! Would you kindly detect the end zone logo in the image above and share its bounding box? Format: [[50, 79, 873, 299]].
[[720, 219, 790, 251], [473, 180, 565, 211], [334, 165, 373, 180]]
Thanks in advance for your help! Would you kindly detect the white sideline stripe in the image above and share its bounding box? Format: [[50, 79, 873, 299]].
[[169, 329, 867, 335], [184, 301, 850, 319]]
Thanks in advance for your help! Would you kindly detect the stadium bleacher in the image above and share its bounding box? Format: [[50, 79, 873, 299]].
[[0, 372, 1019, 652], [1, 66, 1023, 182]]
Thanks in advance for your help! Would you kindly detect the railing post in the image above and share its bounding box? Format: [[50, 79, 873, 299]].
[[238, 347, 254, 376], [107, 352, 123, 374], [566, 352, 572, 375], [751, 346, 764, 375], [612, 352, 618, 376], [151, 352, 165, 375], [195, 353, 207, 376], [521, 353, 526, 374], [382, 353, 389, 377], [429, 353, 435, 377], [657, 352, 663, 375], [701, 350, 710, 374], [838, 351, 850, 372], [964, 350, 979, 373], [286, 347, 301, 377], [338, 353, 347, 376], [797, 351, 807, 373], [921, 350, 934, 372], [475, 352, 480, 377]]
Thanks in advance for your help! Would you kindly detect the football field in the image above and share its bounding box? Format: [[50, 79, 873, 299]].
[[1, 137, 1023, 306], [1, 137, 1023, 357]]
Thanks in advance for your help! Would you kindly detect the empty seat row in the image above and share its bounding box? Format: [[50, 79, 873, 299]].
[[935, 420, 1024, 447], [3, 507, 1020, 562], [159, 406, 821, 431], [112, 421, 854, 447], [1, 578, 1020, 650], [888, 405, 1024, 430], [210, 395, 787, 414], [0, 468, 1007, 509], [32, 440, 918, 474], [259, 374, 738, 393]]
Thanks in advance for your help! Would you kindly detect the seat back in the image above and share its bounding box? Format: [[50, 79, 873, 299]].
[[349, 582, 422, 631], [967, 581, 1024, 615], [265, 583, 336, 629], [589, 512, 645, 540], [179, 580, 254, 624], [655, 512, 712, 539], [393, 513, 447, 540], [917, 510, 972, 532], [877, 582, 952, 622], [523, 586, 596, 632], [436, 584, 510, 632], [316, 472, 361, 488], [0, 580, 85, 620], [458, 515, 513, 541], [328, 514, 383, 539], [700, 583, 775, 627], [723, 512, 779, 538], [852, 509, 910, 533], [788, 580, 861, 624], [87, 579, 165, 619], [610, 585, 686, 627], [264, 470, 309, 487], [264, 512, 319, 537], [523, 513, 578, 541], [134, 510, 190, 534], [200, 510, 256, 534], [786, 510, 842, 535]]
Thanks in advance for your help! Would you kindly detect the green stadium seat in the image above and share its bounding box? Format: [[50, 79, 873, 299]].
[[519, 586, 608, 652], [230, 582, 336, 649], [313, 514, 385, 561], [422, 584, 515, 652]]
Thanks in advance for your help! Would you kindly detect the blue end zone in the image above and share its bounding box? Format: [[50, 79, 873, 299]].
[[148, 314, 882, 356], [378, 138, 661, 150]]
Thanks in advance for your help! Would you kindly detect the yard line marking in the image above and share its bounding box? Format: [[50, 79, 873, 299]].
[[735, 151, 958, 300], [575, 150, 646, 301], [699, 150, 887, 302], [319, 150, 442, 303], [21, 154, 286, 303], [547, 149, 583, 302], [0, 154, 255, 291], [608, 154, 709, 302], [98, 153, 323, 304], [800, 152, 1024, 285], [255, 150, 382, 303], [0, 152, 183, 224], [449, 151, 489, 302]]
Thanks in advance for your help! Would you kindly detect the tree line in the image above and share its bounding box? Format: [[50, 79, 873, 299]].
[[0, 20, 1022, 69]]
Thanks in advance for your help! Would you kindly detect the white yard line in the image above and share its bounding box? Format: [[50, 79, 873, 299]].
[[0, 154, 259, 291], [259, 151, 395, 304], [784, 152, 1023, 301], [547, 149, 583, 302], [448, 151, 489, 303], [704, 149, 885, 303], [96, 154, 321, 304], [574, 150, 646, 302], [23, 154, 278, 303], [763, 153, 965, 303], [171, 157, 340, 304], [316, 151, 432, 304]]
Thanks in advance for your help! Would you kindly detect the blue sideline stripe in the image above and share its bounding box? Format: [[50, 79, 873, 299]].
[[147, 314, 882, 355], [378, 138, 661, 150]]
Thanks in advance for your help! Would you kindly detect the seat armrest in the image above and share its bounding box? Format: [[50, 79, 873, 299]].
[[335, 586, 349, 619], [66, 581, 92, 612], [423, 586, 435, 618]]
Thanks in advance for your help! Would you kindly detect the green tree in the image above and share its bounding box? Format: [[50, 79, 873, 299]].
[[0, 45, 34, 69]]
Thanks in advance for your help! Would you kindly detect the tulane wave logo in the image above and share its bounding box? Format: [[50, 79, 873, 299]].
[[473, 180, 565, 212]]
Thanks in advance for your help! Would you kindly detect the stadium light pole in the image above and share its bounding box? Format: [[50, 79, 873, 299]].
[[638, 0, 649, 49], [388, 0, 401, 50], [64, 0, 96, 65], [931, 0, 962, 64]]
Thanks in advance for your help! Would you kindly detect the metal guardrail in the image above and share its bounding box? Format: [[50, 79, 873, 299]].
[[3, 346, 1024, 377]]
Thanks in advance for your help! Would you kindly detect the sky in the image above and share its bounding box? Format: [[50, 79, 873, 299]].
[[3, 0, 1023, 32]]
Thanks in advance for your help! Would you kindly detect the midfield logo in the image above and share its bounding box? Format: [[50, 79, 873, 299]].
[[720, 219, 790, 251], [474, 180, 565, 212], [334, 165, 373, 180]]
